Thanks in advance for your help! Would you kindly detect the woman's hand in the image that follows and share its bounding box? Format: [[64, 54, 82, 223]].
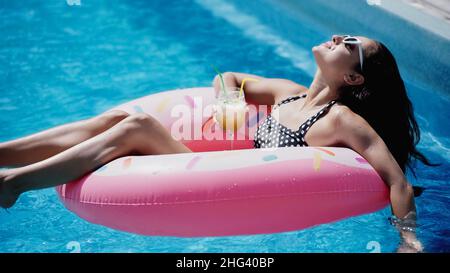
[[212, 71, 307, 106], [397, 230, 424, 253], [392, 211, 424, 253]]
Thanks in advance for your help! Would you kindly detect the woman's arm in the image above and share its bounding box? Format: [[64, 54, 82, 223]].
[[212, 72, 307, 105], [334, 107, 423, 252]]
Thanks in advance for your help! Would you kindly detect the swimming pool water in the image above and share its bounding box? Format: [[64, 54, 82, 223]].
[[0, 0, 449, 253]]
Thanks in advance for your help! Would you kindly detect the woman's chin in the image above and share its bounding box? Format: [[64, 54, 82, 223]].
[[311, 47, 324, 61], [312, 45, 327, 57]]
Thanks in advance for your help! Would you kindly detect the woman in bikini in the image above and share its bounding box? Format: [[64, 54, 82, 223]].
[[0, 35, 436, 252]]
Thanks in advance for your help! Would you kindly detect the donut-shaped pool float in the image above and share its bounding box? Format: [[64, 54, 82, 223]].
[[56, 87, 389, 237]]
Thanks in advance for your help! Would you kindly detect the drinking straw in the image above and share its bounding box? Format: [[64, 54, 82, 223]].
[[239, 78, 260, 98], [211, 65, 227, 96]]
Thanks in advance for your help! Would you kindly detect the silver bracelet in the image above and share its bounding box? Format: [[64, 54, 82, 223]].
[[389, 211, 417, 233]]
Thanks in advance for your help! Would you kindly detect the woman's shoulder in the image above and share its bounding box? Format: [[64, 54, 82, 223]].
[[332, 104, 367, 122], [330, 103, 351, 115], [330, 104, 375, 143]]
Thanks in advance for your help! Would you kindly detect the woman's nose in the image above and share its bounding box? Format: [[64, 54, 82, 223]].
[[332, 35, 343, 45]]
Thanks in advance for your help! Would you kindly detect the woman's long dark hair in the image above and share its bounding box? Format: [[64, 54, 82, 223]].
[[337, 41, 438, 177]]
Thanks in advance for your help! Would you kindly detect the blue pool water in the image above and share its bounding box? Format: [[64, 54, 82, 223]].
[[1, 0, 449, 252]]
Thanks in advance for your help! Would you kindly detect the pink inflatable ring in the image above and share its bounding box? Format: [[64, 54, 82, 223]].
[[56, 87, 389, 237]]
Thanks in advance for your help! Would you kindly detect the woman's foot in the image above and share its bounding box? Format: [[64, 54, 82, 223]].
[[0, 170, 19, 209]]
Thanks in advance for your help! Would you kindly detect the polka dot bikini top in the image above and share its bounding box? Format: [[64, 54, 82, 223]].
[[254, 93, 337, 149]]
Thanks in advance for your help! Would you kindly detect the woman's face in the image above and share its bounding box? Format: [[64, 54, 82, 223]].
[[312, 35, 377, 86]]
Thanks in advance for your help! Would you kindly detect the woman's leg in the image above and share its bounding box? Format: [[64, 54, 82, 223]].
[[0, 113, 191, 208], [0, 110, 130, 167]]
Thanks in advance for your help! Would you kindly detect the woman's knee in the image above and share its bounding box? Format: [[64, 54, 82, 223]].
[[118, 113, 161, 135], [97, 110, 130, 127]]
